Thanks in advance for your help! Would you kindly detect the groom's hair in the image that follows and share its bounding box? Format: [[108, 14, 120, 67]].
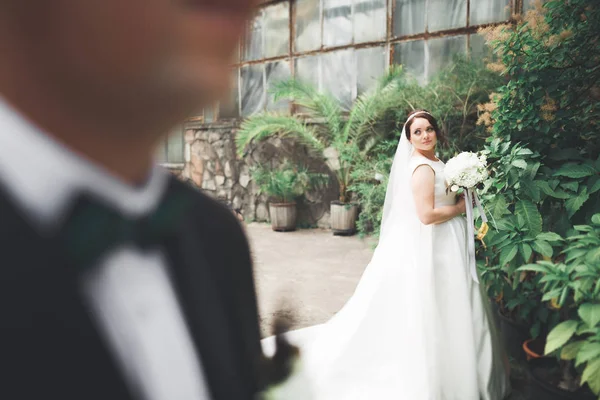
[[404, 110, 446, 145]]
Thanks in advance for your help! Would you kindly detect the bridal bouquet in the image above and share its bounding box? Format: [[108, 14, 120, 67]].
[[444, 151, 489, 284], [444, 151, 488, 192]]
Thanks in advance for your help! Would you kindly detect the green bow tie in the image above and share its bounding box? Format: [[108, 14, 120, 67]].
[[60, 183, 194, 267]]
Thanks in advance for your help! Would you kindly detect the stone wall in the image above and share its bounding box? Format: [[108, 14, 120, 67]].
[[177, 120, 338, 228]]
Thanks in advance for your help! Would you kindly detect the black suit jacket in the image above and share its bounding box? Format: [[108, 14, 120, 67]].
[[0, 178, 264, 400]]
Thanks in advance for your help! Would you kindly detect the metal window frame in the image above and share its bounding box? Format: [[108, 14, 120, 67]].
[[193, 0, 524, 121]]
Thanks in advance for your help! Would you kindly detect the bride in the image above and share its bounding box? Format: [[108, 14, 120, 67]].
[[263, 110, 511, 400]]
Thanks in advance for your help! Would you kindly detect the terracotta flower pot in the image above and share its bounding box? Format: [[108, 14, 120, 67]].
[[523, 338, 545, 361]]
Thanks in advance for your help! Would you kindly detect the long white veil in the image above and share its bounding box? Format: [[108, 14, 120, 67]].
[[379, 126, 415, 238], [262, 117, 441, 399]]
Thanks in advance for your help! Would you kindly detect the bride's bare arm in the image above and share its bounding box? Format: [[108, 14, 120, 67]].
[[411, 165, 466, 225]]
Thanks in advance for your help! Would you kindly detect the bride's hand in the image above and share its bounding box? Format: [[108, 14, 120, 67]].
[[455, 195, 466, 215]]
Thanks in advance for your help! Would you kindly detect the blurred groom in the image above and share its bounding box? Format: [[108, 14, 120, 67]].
[[0, 1, 267, 400]]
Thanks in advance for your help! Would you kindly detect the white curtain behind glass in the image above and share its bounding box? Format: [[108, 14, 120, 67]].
[[295, 0, 322, 52], [323, 0, 353, 47], [264, 2, 290, 58], [470, 0, 510, 25], [354, 0, 387, 43], [427, 0, 467, 31], [394, 0, 426, 37]]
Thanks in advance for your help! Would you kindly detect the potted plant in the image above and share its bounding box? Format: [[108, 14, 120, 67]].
[[236, 67, 405, 235], [519, 214, 600, 399], [252, 161, 329, 232]]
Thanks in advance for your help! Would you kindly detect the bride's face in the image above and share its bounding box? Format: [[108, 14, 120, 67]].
[[409, 117, 437, 152]]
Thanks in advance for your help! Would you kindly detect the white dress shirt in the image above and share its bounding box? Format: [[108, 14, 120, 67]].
[[0, 98, 211, 400]]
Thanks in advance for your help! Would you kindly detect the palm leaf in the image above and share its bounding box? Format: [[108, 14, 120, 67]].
[[344, 65, 405, 147], [270, 79, 342, 145], [236, 114, 325, 157]]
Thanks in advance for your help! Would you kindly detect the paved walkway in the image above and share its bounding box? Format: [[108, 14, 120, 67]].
[[246, 223, 374, 337], [247, 223, 528, 399]]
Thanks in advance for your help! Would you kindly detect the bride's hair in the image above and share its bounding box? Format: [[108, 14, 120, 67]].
[[403, 109, 445, 144]]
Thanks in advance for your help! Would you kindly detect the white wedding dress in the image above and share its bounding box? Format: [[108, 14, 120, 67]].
[[262, 132, 511, 400]]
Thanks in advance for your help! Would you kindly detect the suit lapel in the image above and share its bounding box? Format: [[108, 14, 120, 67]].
[[163, 219, 246, 400], [0, 189, 134, 400]]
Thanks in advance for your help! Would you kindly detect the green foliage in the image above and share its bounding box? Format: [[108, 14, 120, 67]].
[[237, 66, 406, 203], [398, 55, 503, 159], [349, 139, 397, 237], [251, 161, 329, 204], [478, 0, 600, 347], [519, 215, 600, 395], [351, 57, 502, 236]]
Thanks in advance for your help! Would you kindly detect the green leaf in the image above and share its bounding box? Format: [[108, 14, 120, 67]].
[[592, 214, 600, 225], [545, 320, 579, 355], [512, 159, 528, 169], [576, 343, 600, 367], [518, 263, 551, 274], [586, 248, 600, 265], [520, 179, 541, 201], [590, 177, 600, 194], [500, 245, 518, 266], [494, 219, 514, 231], [565, 188, 590, 218], [517, 148, 534, 156], [537, 181, 571, 199], [554, 163, 597, 178], [561, 181, 579, 192], [532, 239, 553, 257], [536, 232, 563, 242], [520, 243, 533, 262], [579, 303, 600, 328], [488, 195, 509, 222], [580, 358, 600, 394], [515, 200, 543, 238], [561, 341, 585, 360], [542, 288, 563, 302]]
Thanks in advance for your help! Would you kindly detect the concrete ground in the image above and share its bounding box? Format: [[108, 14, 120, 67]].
[[246, 223, 528, 399], [246, 223, 374, 337]]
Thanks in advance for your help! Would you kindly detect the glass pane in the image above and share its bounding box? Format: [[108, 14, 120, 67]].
[[266, 61, 292, 112], [264, 2, 290, 58], [294, 55, 320, 113], [167, 125, 185, 163], [243, 10, 264, 61], [295, 0, 321, 52], [393, 0, 426, 37], [356, 46, 386, 95], [321, 49, 354, 109], [354, 0, 387, 43], [428, 0, 467, 32], [204, 106, 214, 123], [469, 33, 495, 65], [323, 0, 353, 47], [219, 68, 240, 119], [523, 0, 546, 10], [241, 65, 266, 117], [295, 55, 320, 89], [427, 35, 467, 78], [155, 142, 167, 164], [393, 40, 426, 83], [470, 0, 511, 25]]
